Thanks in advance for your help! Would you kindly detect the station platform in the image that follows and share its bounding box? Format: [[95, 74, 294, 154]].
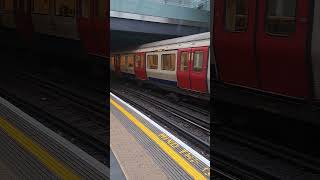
[[110, 92, 210, 180], [0, 96, 109, 179]]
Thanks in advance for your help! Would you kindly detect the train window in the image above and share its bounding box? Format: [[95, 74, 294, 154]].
[[1, 0, 13, 10], [266, 0, 296, 36], [147, 55, 158, 69], [111, 56, 115, 65], [32, 0, 49, 14], [225, 0, 248, 32], [55, 0, 75, 17], [80, 0, 89, 18], [127, 55, 134, 68], [180, 52, 189, 71], [193, 51, 204, 72], [96, 0, 106, 18], [161, 54, 176, 71]]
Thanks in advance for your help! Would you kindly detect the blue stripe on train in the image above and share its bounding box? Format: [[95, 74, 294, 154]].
[[148, 77, 177, 86]]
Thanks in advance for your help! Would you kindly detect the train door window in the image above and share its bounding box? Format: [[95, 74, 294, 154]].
[[135, 55, 141, 68], [193, 51, 204, 72], [180, 52, 189, 71], [225, 0, 248, 32], [120, 55, 126, 68], [32, 0, 49, 14], [266, 0, 296, 36], [79, 0, 89, 18], [96, 0, 106, 18], [147, 55, 158, 70], [127, 55, 134, 68], [55, 0, 75, 17], [161, 53, 176, 71]]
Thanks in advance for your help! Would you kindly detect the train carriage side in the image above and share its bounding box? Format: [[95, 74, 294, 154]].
[[77, 0, 108, 57], [119, 54, 135, 78], [111, 33, 211, 99], [213, 0, 320, 122]]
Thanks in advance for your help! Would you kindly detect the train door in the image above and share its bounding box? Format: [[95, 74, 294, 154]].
[[256, 0, 310, 98], [93, 0, 108, 57], [215, 0, 311, 98], [177, 48, 192, 89], [77, 0, 95, 54], [213, 0, 258, 88], [134, 52, 147, 80], [15, 0, 33, 42], [190, 47, 209, 92]]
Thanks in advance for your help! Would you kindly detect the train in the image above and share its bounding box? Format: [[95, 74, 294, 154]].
[[111, 32, 211, 100], [0, 0, 108, 58], [213, 0, 320, 123]]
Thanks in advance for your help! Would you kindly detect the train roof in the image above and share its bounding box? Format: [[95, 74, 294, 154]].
[[112, 32, 210, 54], [138, 32, 210, 49]]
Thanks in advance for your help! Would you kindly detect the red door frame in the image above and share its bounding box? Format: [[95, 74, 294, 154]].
[[134, 52, 147, 80], [190, 47, 209, 93], [177, 48, 191, 89], [213, 0, 258, 88], [256, 0, 311, 98]]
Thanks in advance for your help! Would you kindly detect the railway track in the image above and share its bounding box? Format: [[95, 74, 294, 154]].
[[125, 87, 209, 131], [111, 85, 210, 155], [19, 73, 106, 114], [0, 74, 108, 164], [214, 101, 320, 179], [216, 127, 320, 172]]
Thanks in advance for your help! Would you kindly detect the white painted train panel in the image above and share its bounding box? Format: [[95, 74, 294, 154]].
[[146, 50, 178, 83]]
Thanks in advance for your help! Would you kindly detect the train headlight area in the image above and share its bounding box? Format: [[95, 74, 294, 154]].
[[110, 93, 210, 179]]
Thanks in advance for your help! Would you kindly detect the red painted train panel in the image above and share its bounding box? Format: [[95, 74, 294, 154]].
[[213, 0, 258, 89], [190, 47, 209, 92], [177, 48, 192, 89], [256, 0, 310, 98], [214, 0, 311, 98], [134, 52, 147, 80]]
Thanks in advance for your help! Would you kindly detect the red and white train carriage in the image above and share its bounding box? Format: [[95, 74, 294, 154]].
[[0, 0, 108, 58], [111, 32, 211, 100]]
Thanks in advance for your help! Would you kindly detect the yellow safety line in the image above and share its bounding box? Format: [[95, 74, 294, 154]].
[[110, 98, 207, 180], [0, 117, 80, 180]]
